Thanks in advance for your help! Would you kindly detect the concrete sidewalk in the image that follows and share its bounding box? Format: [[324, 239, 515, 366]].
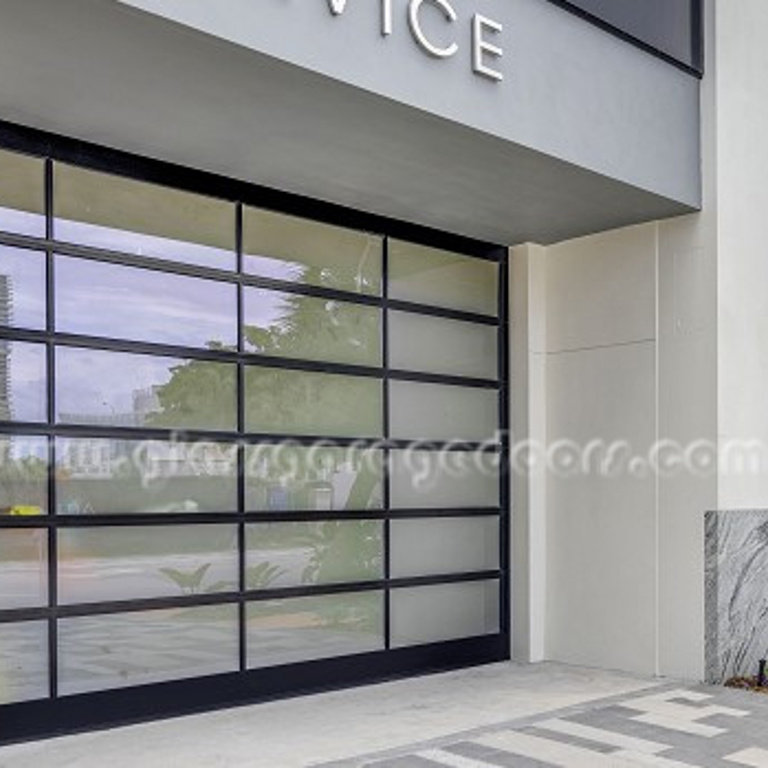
[[0, 663, 661, 767]]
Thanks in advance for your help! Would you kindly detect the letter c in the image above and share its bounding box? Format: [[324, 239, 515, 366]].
[[408, 0, 459, 59]]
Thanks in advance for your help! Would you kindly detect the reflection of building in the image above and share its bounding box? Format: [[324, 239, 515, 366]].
[[0, 274, 12, 421], [58, 385, 162, 428]]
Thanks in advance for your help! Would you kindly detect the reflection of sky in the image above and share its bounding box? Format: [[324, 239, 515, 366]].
[[243, 288, 292, 334], [0, 435, 47, 463], [0, 208, 46, 239], [0, 247, 47, 330], [55, 219, 236, 271], [2, 342, 47, 422], [56, 347, 177, 422], [243, 253, 304, 283], [56, 257, 237, 349]]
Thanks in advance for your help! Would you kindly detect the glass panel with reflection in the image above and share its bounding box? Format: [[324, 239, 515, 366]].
[[245, 367, 382, 438], [390, 580, 500, 648], [0, 149, 45, 237], [247, 592, 384, 668], [54, 164, 236, 270], [0, 246, 46, 331], [56, 437, 237, 516], [58, 525, 238, 605], [390, 381, 498, 442], [245, 445, 382, 512], [0, 622, 48, 705], [56, 347, 237, 431], [0, 529, 48, 609], [0, 435, 48, 517], [243, 208, 381, 295], [389, 240, 498, 316], [388, 311, 497, 379], [58, 605, 238, 695], [390, 450, 500, 509], [245, 521, 383, 589], [244, 287, 381, 367], [0, 341, 47, 423], [55, 256, 237, 349]]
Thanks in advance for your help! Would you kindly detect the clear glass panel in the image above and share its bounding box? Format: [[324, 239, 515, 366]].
[[243, 288, 381, 367], [58, 604, 238, 695], [0, 246, 46, 331], [243, 208, 381, 295], [245, 521, 383, 589], [245, 445, 382, 512], [54, 165, 236, 270], [0, 341, 47, 423], [389, 311, 497, 380], [56, 438, 237, 515], [0, 435, 48, 517], [245, 368, 382, 438], [56, 256, 237, 349], [391, 517, 499, 579], [390, 450, 500, 509], [0, 622, 48, 704], [0, 149, 45, 237], [56, 347, 237, 431], [390, 381, 498, 442], [0, 530, 48, 609], [389, 240, 498, 316], [58, 525, 238, 605], [247, 592, 383, 668], [390, 580, 500, 648]]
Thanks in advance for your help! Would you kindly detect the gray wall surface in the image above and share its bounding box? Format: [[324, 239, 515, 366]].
[[117, 0, 701, 209]]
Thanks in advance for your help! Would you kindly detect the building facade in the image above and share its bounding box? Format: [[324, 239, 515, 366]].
[[0, 0, 763, 744]]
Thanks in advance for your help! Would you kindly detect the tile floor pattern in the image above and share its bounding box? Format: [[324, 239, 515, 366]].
[[324, 686, 768, 768]]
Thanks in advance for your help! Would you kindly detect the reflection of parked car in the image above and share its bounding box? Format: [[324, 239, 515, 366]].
[[7, 505, 43, 517]]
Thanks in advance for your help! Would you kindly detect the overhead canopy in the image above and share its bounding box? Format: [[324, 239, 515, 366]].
[[0, 0, 700, 245]]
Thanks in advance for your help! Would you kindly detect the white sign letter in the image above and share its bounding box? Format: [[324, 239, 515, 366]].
[[473, 14, 503, 81], [327, 0, 348, 15], [408, 0, 459, 59], [382, 0, 393, 36]]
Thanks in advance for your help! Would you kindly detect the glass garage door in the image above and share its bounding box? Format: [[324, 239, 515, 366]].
[[0, 140, 508, 740]]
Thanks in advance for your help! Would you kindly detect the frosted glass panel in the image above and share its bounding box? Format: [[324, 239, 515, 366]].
[[56, 438, 237, 515], [55, 165, 236, 270], [389, 240, 498, 316], [391, 517, 499, 579], [0, 341, 47, 423], [390, 381, 498, 442], [0, 435, 48, 517], [0, 246, 46, 331], [56, 256, 237, 349], [244, 208, 381, 296], [389, 311, 497, 379], [0, 149, 45, 237], [391, 450, 499, 509], [58, 605, 238, 695], [58, 525, 238, 605], [56, 347, 237, 431], [0, 529, 47, 609], [0, 622, 48, 704], [245, 446, 382, 512], [244, 287, 381, 367], [391, 581, 500, 647], [246, 521, 383, 589], [245, 367, 382, 438], [247, 592, 384, 668]]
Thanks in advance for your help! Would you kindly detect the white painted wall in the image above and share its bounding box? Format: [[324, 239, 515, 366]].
[[511, 0, 725, 678]]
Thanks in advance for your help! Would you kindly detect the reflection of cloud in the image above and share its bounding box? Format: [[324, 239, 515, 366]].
[[56, 257, 236, 348], [243, 288, 292, 330], [56, 348, 176, 423]]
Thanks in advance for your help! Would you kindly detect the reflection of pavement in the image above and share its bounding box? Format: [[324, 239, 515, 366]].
[[0, 610, 382, 703]]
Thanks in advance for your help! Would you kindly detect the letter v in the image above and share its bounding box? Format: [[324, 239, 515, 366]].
[[327, 0, 348, 15]]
